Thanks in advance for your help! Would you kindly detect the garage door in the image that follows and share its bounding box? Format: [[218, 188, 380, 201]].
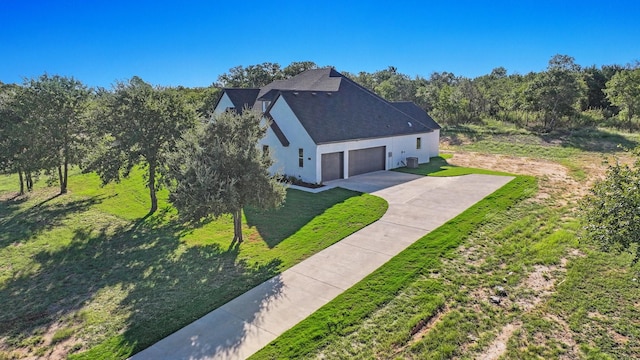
[[321, 152, 344, 182], [348, 146, 385, 177]]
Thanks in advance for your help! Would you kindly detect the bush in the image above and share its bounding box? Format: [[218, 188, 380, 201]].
[[582, 148, 640, 264]]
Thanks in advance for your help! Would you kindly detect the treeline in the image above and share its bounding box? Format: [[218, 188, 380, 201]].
[[347, 55, 639, 132], [0, 74, 283, 241], [2, 56, 639, 199], [0, 75, 218, 201], [215, 57, 640, 132]]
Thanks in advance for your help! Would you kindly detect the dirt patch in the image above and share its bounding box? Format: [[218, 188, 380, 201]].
[[545, 313, 578, 356], [475, 322, 521, 360], [391, 305, 451, 356], [409, 305, 449, 344], [516, 265, 561, 311], [457, 245, 485, 267], [444, 151, 607, 206]]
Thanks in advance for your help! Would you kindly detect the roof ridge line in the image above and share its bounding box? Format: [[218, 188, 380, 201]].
[[340, 75, 435, 130]]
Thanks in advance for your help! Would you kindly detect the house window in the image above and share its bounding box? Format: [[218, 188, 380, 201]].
[[416, 137, 422, 150], [298, 148, 304, 167], [262, 145, 269, 157]]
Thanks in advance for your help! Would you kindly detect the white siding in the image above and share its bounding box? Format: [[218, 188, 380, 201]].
[[261, 96, 318, 183], [426, 129, 440, 158], [213, 93, 234, 115], [316, 131, 439, 183]]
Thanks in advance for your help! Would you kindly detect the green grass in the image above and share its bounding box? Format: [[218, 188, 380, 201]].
[[0, 173, 19, 193], [443, 126, 640, 161], [0, 168, 387, 359], [395, 155, 514, 177], [250, 175, 537, 359]]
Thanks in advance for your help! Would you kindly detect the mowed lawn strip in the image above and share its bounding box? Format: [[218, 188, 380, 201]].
[[394, 155, 514, 177], [251, 175, 537, 359], [0, 168, 387, 360]]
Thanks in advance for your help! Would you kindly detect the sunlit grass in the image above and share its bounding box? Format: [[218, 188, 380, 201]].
[[0, 168, 387, 359], [395, 156, 514, 177], [251, 175, 537, 359]]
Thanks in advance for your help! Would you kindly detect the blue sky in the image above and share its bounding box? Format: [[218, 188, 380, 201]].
[[1, 0, 639, 88]]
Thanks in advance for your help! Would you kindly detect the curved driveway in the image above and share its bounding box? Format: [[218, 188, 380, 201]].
[[132, 172, 514, 360]]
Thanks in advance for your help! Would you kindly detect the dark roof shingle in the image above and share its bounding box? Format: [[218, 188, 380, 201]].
[[391, 101, 441, 130], [223, 88, 260, 113], [220, 68, 440, 144], [273, 77, 436, 144]]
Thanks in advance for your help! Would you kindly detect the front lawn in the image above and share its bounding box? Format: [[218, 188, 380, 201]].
[[251, 173, 536, 359], [394, 155, 513, 177], [0, 169, 387, 359]]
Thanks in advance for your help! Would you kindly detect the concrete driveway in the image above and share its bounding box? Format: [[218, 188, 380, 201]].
[[131, 171, 514, 360]]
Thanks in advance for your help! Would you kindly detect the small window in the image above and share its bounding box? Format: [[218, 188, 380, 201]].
[[298, 148, 304, 167], [262, 145, 269, 156], [416, 137, 422, 150]]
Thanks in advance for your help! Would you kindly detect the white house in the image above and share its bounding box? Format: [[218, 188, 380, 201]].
[[213, 68, 440, 184]]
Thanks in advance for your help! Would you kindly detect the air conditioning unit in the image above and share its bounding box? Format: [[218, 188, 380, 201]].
[[407, 157, 418, 168]]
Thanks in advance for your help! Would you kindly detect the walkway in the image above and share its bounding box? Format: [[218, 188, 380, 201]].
[[131, 172, 514, 360]]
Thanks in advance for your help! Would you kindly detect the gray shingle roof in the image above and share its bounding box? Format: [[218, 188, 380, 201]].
[[221, 88, 260, 113], [218, 68, 440, 145], [257, 68, 342, 99], [391, 101, 441, 130], [272, 76, 437, 144]]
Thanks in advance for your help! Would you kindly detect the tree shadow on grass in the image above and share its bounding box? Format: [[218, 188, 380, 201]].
[[547, 128, 639, 153], [443, 124, 638, 154], [0, 210, 283, 359], [441, 125, 488, 145], [244, 188, 361, 248], [0, 194, 110, 248]]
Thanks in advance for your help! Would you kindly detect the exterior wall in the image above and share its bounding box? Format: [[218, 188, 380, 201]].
[[426, 129, 440, 159], [316, 131, 439, 183], [261, 97, 318, 183], [213, 93, 234, 115]]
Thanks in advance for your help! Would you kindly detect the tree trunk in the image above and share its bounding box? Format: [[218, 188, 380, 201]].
[[60, 159, 68, 194], [57, 165, 64, 194], [18, 170, 24, 195], [148, 160, 158, 214], [232, 208, 243, 243], [26, 172, 33, 192]]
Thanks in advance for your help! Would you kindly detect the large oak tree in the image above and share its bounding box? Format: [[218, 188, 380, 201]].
[[86, 77, 198, 213], [168, 108, 286, 243], [2, 75, 91, 194]]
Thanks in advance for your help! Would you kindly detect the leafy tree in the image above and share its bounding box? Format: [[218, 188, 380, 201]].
[[583, 149, 640, 264], [0, 85, 37, 194], [375, 72, 416, 102], [415, 71, 457, 112], [605, 67, 640, 130], [86, 77, 198, 213], [582, 65, 610, 111], [17, 74, 91, 194], [283, 61, 318, 78], [172, 85, 221, 117], [474, 67, 509, 118], [524, 55, 585, 130], [347, 71, 377, 92], [217, 62, 283, 88], [168, 109, 286, 243]]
